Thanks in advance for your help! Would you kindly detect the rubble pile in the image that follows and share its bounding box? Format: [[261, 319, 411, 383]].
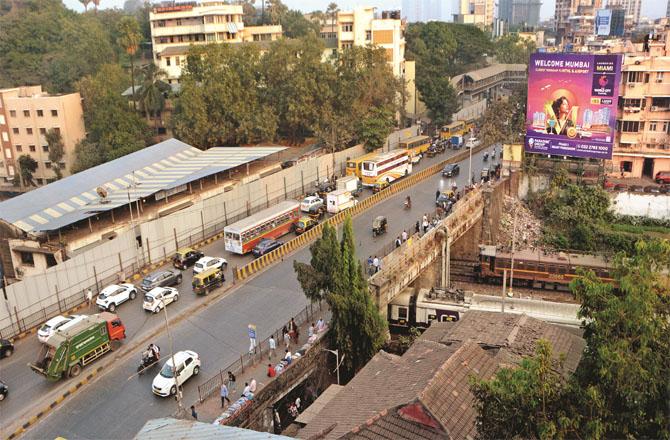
[[498, 196, 543, 249]]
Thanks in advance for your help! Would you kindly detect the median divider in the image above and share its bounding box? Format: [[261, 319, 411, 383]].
[[233, 144, 488, 282]]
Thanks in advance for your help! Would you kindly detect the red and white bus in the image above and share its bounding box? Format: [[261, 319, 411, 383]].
[[224, 200, 300, 255], [361, 150, 412, 187]]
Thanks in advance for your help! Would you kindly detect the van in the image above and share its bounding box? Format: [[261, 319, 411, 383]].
[[655, 171, 670, 184], [192, 267, 224, 295]]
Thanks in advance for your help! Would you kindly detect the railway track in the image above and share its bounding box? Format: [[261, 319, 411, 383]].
[[450, 258, 478, 282]]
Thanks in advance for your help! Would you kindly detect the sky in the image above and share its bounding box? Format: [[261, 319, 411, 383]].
[[63, 0, 666, 21]]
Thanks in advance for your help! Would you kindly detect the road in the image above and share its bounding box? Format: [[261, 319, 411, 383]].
[[1, 146, 493, 439]]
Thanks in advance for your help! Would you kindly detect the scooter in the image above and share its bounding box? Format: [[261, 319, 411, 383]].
[[137, 353, 160, 375], [404, 199, 411, 210], [483, 152, 489, 162]]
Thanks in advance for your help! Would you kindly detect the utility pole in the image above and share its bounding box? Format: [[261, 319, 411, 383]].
[[467, 137, 473, 186], [508, 207, 518, 297], [161, 298, 183, 415], [322, 349, 344, 385]]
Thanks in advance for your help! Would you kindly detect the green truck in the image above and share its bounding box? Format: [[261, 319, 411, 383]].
[[30, 312, 126, 381]]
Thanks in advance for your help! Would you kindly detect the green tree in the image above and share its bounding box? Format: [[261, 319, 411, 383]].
[[116, 16, 141, 111], [139, 63, 170, 131], [356, 107, 395, 152], [494, 33, 536, 64], [45, 129, 65, 179], [294, 218, 387, 379], [71, 139, 105, 173], [266, 0, 288, 24], [282, 9, 320, 38], [326, 2, 339, 35], [17, 154, 38, 187]]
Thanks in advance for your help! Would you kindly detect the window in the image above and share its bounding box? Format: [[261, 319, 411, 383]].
[[15, 145, 22, 152], [0, 115, 4, 125], [176, 19, 182, 25], [29, 145, 35, 152], [398, 307, 408, 320], [166, 57, 171, 66], [621, 161, 633, 172], [664, 121, 670, 133], [1, 132, 6, 142], [45, 161, 51, 169], [46, 254, 57, 268], [12, 127, 18, 134], [23, 110, 30, 117], [656, 72, 664, 82], [650, 122, 658, 131], [51, 109, 58, 117], [39, 128, 46, 135], [341, 41, 353, 49], [20, 251, 34, 266], [9, 110, 16, 117], [366, 30, 371, 40], [42, 145, 49, 152], [342, 23, 353, 32], [37, 109, 44, 117], [26, 127, 33, 135], [621, 121, 641, 132], [175, 56, 180, 66], [36, 178, 43, 185]]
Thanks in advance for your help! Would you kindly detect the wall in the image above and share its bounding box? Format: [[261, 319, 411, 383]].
[[610, 192, 670, 219], [516, 173, 551, 200]]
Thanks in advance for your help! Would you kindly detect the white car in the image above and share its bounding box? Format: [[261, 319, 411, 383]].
[[143, 287, 179, 313], [193, 256, 227, 275], [300, 196, 324, 213], [37, 314, 86, 343], [96, 283, 138, 312], [152, 350, 201, 397]]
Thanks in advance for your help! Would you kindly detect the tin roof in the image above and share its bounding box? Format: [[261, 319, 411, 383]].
[[135, 417, 292, 439]]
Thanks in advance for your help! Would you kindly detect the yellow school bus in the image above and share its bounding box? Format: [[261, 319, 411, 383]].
[[346, 151, 378, 178], [440, 121, 473, 140], [398, 136, 431, 162]]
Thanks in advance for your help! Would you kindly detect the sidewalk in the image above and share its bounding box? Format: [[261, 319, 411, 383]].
[[194, 305, 331, 423]]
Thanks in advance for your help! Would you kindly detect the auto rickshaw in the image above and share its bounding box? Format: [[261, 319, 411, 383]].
[[480, 167, 490, 182], [372, 216, 388, 237], [192, 267, 224, 295]]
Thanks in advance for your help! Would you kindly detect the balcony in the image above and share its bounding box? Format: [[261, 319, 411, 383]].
[[621, 82, 646, 99]]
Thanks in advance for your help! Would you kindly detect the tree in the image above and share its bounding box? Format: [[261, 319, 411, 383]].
[[494, 33, 536, 64], [139, 63, 170, 130], [116, 16, 141, 110], [45, 129, 65, 179], [294, 218, 387, 379], [356, 107, 395, 152], [282, 10, 320, 38], [79, 0, 91, 12], [266, 0, 288, 25], [326, 2, 339, 35], [17, 154, 38, 187]]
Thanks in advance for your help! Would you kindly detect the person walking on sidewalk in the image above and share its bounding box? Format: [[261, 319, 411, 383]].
[[402, 230, 408, 242], [191, 405, 198, 420], [288, 318, 297, 344], [221, 383, 231, 408], [308, 323, 314, 338], [373, 256, 379, 273], [268, 363, 276, 378], [86, 288, 93, 306], [269, 335, 277, 359], [242, 382, 251, 398], [249, 378, 257, 393], [227, 371, 236, 392]]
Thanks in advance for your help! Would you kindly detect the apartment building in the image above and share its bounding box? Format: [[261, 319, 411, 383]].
[[453, 0, 495, 28], [315, 8, 406, 79], [149, 1, 282, 82], [0, 86, 84, 186], [499, 0, 542, 27], [611, 33, 670, 179]]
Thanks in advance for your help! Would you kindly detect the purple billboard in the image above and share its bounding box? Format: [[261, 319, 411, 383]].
[[525, 53, 622, 160]]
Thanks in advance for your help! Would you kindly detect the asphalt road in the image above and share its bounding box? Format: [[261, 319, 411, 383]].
[[1, 146, 493, 439]]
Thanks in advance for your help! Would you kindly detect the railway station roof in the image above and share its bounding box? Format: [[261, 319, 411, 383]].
[[0, 139, 286, 234]]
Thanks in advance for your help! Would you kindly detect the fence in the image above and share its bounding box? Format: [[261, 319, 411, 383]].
[[196, 300, 325, 403]]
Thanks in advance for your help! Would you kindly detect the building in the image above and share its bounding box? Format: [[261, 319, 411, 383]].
[[401, 0, 444, 22], [453, 0, 495, 28], [450, 64, 528, 122], [0, 86, 85, 187], [297, 311, 585, 439], [136, 418, 291, 439], [555, 0, 602, 44], [314, 7, 406, 79], [609, 0, 641, 26], [518, 29, 545, 47], [149, 1, 282, 82], [499, 0, 542, 27], [610, 33, 670, 179]]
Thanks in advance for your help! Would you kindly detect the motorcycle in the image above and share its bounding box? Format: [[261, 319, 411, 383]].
[[404, 199, 411, 210], [137, 352, 159, 375], [483, 152, 489, 162]]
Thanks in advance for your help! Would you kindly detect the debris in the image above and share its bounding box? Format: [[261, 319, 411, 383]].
[[498, 196, 543, 250]]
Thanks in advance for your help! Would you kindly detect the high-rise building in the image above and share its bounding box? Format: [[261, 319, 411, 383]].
[[453, 0, 495, 28], [554, 0, 603, 44], [401, 0, 443, 22], [0, 86, 85, 186], [609, 0, 641, 26], [500, 0, 542, 27], [149, 1, 283, 82]]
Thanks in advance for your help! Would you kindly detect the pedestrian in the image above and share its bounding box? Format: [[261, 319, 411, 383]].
[[191, 405, 198, 420], [220, 383, 231, 407], [288, 318, 297, 343], [268, 335, 276, 359], [268, 363, 276, 378], [415, 221, 420, 234], [227, 371, 236, 392], [283, 330, 290, 348], [316, 317, 324, 332], [395, 236, 401, 248], [242, 382, 251, 398], [86, 288, 93, 306], [285, 349, 292, 365], [289, 402, 299, 418], [308, 323, 314, 338], [422, 213, 428, 224], [378, 257, 383, 271], [295, 396, 301, 413], [372, 256, 379, 273], [402, 230, 408, 242], [435, 189, 440, 200], [249, 378, 257, 393], [422, 218, 429, 234]]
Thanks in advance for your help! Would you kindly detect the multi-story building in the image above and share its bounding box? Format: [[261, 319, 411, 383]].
[[609, 0, 641, 26], [401, 0, 443, 22], [314, 8, 406, 79], [610, 33, 670, 179], [0, 86, 84, 186], [555, 0, 602, 44], [149, 1, 282, 82], [499, 0, 542, 27], [453, 0, 495, 28]]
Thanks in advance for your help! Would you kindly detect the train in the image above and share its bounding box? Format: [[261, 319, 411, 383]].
[[388, 287, 466, 330], [475, 245, 614, 288]]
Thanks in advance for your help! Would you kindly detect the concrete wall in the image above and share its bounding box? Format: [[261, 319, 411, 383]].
[[517, 173, 551, 200], [610, 192, 670, 219]]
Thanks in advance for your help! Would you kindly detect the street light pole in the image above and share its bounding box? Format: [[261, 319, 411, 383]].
[[508, 208, 518, 298], [160, 298, 183, 414], [467, 138, 473, 186], [322, 349, 343, 385]]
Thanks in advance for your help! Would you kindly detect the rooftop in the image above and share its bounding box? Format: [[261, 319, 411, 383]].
[[451, 63, 527, 86], [135, 417, 292, 439], [0, 139, 285, 234]]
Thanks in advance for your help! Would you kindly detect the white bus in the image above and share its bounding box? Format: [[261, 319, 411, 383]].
[[360, 150, 412, 187]]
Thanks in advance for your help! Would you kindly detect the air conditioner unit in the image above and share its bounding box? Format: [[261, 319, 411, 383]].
[[651, 106, 659, 111], [628, 83, 635, 88], [656, 79, 663, 83]]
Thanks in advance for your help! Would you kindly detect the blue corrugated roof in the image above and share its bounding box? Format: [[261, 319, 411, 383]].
[[135, 417, 292, 439], [0, 139, 285, 233]]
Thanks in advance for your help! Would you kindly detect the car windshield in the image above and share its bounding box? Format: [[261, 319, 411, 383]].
[[142, 278, 153, 285], [144, 295, 153, 302], [297, 222, 305, 228], [39, 324, 51, 332], [160, 363, 175, 378], [98, 292, 108, 299], [195, 263, 204, 269]]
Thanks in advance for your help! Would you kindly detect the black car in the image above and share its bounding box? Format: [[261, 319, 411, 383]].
[[0, 339, 13, 359], [140, 270, 182, 292], [0, 380, 7, 401], [172, 247, 204, 269], [442, 164, 460, 177], [252, 238, 283, 257], [281, 160, 296, 169]]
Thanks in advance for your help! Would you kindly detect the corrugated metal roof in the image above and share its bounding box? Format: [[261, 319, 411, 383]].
[[135, 417, 292, 439], [0, 139, 286, 233]]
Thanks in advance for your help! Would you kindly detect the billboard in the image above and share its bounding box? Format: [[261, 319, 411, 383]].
[[525, 53, 622, 160], [596, 9, 612, 36]]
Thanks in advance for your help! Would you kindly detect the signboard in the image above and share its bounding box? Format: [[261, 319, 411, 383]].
[[596, 9, 612, 36], [525, 53, 622, 160]]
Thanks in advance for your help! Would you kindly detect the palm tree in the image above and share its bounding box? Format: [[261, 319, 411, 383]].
[[140, 64, 170, 131], [326, 2, 339, 36], [91, 0, 101, 12], [79, 0, 91, 11], [117, 17, 142, 111]]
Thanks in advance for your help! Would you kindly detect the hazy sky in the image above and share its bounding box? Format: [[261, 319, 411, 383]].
[[63, 0, 666, 21]]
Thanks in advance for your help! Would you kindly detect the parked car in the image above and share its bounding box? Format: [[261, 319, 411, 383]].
[[614, 183, 628, 192], [252, 238, 283, 257], [629, 184, 644, 193], [0, 380, 7, 401], [655, 171, 670, 184], [442, 164, 460, 177], [37, 314, 85, 343], [152, 350, 201, 397], [96, 283, 137, 312], [0, 339, 14, 359], [300, 196, 324, 214], [294, 217, 318, 235], [193, 256, 227, 275], [143, 287, 179, 313], [140, 270, 182, 292], [172, 248, 204, 270], [281, 160, 297, 169], [644, 185, 661, 194]]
